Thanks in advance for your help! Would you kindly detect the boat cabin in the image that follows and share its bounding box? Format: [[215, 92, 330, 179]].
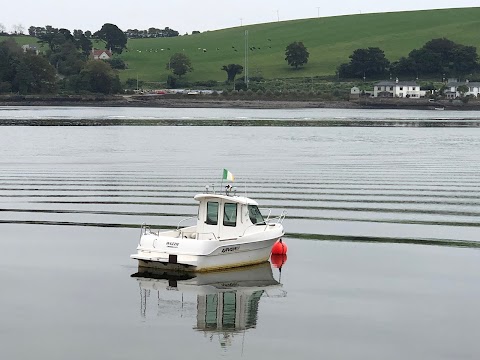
[[194, 194, 266, 241]]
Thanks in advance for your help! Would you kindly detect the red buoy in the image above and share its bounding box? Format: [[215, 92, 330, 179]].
[[270, 254, 287, 269], [271, 239, 287, 255]]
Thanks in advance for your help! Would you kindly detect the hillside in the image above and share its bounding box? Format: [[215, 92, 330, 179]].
[[3, 7, 480, 84]]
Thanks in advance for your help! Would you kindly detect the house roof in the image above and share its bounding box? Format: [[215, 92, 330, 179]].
[[375, 80, 418, 86], [92, 49, 112, 57], [446, 81, 480, 87]]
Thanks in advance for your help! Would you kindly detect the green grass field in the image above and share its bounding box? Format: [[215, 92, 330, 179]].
[[3, 7, 480, 84]]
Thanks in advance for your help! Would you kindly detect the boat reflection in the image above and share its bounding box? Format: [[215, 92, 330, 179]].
[[131, 262, 286, 348]]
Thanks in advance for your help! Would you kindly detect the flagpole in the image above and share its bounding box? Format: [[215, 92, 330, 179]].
[[221, 169, 224, 192]]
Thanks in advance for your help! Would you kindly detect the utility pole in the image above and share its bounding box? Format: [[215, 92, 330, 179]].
[[244, 30, 249, 88], [316, 7, 320, 18], [240, 18, 243, 26], [277, 10, 280, 22]]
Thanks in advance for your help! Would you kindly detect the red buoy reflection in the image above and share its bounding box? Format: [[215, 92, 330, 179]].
[[270, 254, 287, 269]]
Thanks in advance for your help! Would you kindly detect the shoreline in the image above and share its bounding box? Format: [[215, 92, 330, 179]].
[[1, 94, 480, 111]]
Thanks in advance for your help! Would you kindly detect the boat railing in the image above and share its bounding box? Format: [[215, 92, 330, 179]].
[[140, 223, 161, 239], [140, 222, 150, 236], [176, 216, 197, 230], [262, 209, 287, 224], [241, 210, 286, 236]]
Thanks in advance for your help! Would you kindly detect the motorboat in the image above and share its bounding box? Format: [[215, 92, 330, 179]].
[[131, 185, 286, 272]]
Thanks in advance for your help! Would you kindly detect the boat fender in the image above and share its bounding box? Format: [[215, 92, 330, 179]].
[[271, 239, 287, 255]]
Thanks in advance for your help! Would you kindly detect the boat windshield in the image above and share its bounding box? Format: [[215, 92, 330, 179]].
[[248, 205, 265, 225]]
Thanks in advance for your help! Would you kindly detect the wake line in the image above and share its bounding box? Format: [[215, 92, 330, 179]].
[[2, 185, 480, 195], [23, 200, 480, 217], [2, 193, 480, 206], [286, 233, 480, 249], [1, 178, 480, 188], [0, 220, 478, 249], [1, 208, 479, 227]]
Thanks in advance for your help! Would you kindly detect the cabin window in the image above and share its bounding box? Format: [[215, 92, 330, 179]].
[[248, 205, 265, 225], [223, 203, 237, 227], [206, 202, 219, 225]]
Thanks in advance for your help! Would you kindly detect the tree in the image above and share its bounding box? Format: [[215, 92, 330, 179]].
[[28, 26, 36, 37], [0, 39, 21, 84], [0, 39, 56, 94], [48, 40, 86, 76], [79, 60, 122, 94], [12, 24, 24, 35], [390, 56, 416, 77], [167, 53, 193, 77], [405, 38, 478, 77], [15, 53, 57, 93], [73, 30, 92, 56], [107, 58, 127, 69], [0, 23, 6, 35], [338, 47, 390, 79], [94, 23, 127, 54], [284, 41, 309, 69], [222, 64, 243, 83], [349, 47, 389, 77], [37, 27, 64, 52], [457, 84, 469, 97]]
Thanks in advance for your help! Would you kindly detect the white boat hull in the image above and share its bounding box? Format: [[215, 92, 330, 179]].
[[131, 226, 283, 272]]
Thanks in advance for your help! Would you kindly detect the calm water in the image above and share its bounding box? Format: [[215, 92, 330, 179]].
[[1, 107, 480, 359]]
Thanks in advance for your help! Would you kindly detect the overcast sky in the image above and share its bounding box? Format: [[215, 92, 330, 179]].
[[2, 1, 479, 34]]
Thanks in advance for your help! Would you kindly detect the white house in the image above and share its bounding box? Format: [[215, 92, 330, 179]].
[[91, 49, 113, 60], [444, 80, 480, 99], [373, 79, 424, 98], [350, 86, 361, 98], [21, 44, 39, 55]]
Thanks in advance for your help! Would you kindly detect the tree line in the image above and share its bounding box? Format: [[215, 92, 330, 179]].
[[124, 27, 179, 38], [0, 23, 179, 39], [0, 24, 125, 95], [338, 38, 479, 79]]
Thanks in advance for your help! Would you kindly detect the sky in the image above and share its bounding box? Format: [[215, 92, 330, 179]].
[[1, 0, 479, 35]]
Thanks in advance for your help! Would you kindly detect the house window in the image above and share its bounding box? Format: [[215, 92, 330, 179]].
[[206, 202, 219, 225], [399, 87, 403, 91], [223, 203, 237, 227]]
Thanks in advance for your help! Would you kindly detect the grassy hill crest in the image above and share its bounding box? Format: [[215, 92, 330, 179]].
[[3, 7, 480, 84]]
